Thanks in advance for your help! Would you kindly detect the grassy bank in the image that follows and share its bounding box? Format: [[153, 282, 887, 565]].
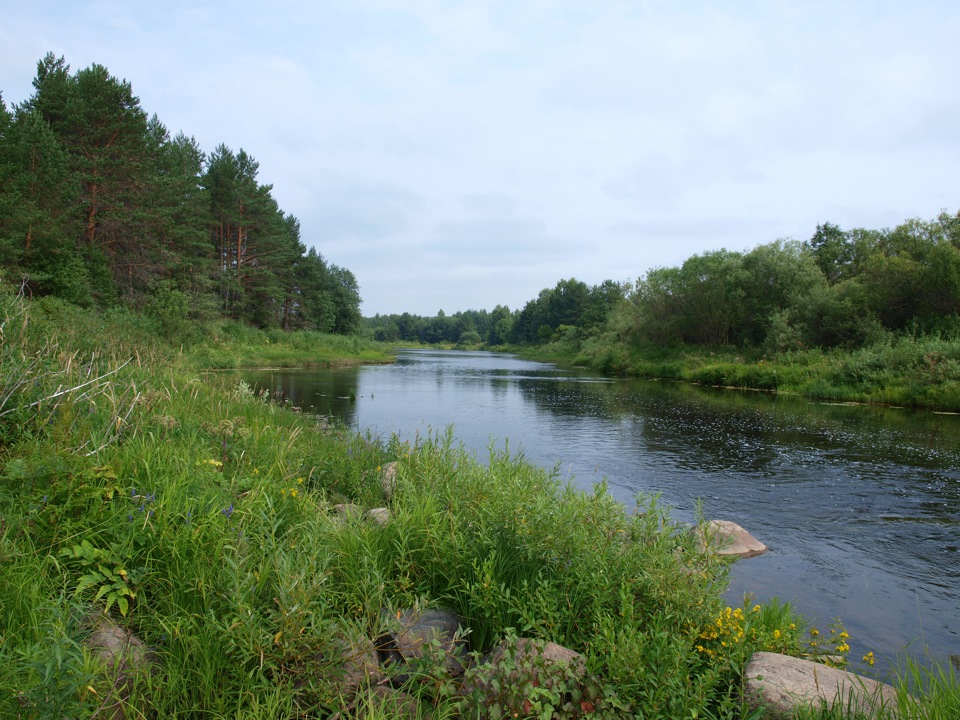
[[184, 320, 394, 370], [515, 333, 960, 412], [1, 294, 957, 718]]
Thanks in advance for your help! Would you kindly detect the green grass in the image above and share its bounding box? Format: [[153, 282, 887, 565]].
[[1, 292, 957, 718]]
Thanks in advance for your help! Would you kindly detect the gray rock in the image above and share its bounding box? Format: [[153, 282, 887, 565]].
[[84, 615, 157, 719], [697, 519, 768, 558], [367, 507, 391, 525], [329, 632, 385, 699], [377, 607, 469, 680], [333, 503, 363, 520], [744, 651, 902, 718]]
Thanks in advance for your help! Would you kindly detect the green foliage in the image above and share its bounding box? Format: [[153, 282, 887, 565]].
[[2, 295, 958, 718], [12, 599, 100, 720], [59, 539, 138, 616], [0, 53, 363, 334], [459, 633, 626, 719]]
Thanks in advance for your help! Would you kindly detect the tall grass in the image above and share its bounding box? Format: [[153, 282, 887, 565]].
[[1, 292, 957, 718]]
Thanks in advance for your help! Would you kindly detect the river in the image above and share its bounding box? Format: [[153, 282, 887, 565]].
[[242, 348, 960, 677]]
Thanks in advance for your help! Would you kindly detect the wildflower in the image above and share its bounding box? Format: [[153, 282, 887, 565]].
[[862, 651, 875, 667], [297, 477, 304, 484], [290, 489, 298, 498], [222, 503, 234, 519], [773, 629, 781, 639]]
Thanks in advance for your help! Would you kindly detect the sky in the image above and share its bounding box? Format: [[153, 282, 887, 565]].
[[2, 1, 959, 317]]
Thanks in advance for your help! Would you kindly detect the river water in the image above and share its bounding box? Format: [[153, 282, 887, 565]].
[[242, 349, 960, 676]]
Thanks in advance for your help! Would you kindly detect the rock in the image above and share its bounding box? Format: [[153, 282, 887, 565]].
[[333, 503, 363, 520], [84, 614, 157, 719], [367, 507, 391, 525], [697, 519, 768, 558], [329, 632, 385, 699], [377, 607, 469, 681], [744, 652, 902, 719], [380, 461, 398, 500]]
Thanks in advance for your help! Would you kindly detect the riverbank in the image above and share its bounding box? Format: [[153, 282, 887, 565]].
[[1, 295, 957, 718], [510, 333, 960, 412]]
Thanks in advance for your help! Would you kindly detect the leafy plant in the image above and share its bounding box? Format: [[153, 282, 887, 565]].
[[59, 539, 138, 616]]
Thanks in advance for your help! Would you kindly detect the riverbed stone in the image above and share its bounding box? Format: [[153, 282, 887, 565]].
[[743, 652, 901, 718], [697, 519, 768, 558]]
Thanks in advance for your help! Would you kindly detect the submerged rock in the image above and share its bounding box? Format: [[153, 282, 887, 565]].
[[697, 519, 768, 558]]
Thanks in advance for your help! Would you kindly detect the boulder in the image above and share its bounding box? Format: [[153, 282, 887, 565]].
[[328, 632, 385, 700], [697, 519, 768, 558], [744, 652, 902, 719], [84, 615, 157, 719], [333, 503, 363, 521], [377, 608, 469, 680], [367, 507, 391, 526]]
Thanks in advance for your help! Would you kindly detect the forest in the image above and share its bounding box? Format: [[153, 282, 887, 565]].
[[369, 213, 960, 354], [0, 54, 362, 336]]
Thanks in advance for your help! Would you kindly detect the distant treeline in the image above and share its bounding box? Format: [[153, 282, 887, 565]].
[[0, 54, 362, 335], [366, 278, 625, 346], [369, 211, 960, 357]]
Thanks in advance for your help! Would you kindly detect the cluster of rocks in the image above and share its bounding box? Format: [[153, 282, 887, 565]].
[[326, 606, 592, 718]]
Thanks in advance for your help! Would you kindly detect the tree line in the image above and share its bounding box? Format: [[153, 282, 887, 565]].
[[366, 278, 626, 346], [368, 211, 960, 359], [0, 54, 361, 335]]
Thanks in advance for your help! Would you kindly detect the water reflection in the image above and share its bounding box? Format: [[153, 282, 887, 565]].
[[243, 349, 960, 675]]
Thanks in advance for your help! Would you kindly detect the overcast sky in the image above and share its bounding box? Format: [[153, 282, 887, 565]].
[[2, 1, 958, 317]]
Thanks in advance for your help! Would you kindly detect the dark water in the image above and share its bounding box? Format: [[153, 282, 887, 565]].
[[243, 349, 960, 676]]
